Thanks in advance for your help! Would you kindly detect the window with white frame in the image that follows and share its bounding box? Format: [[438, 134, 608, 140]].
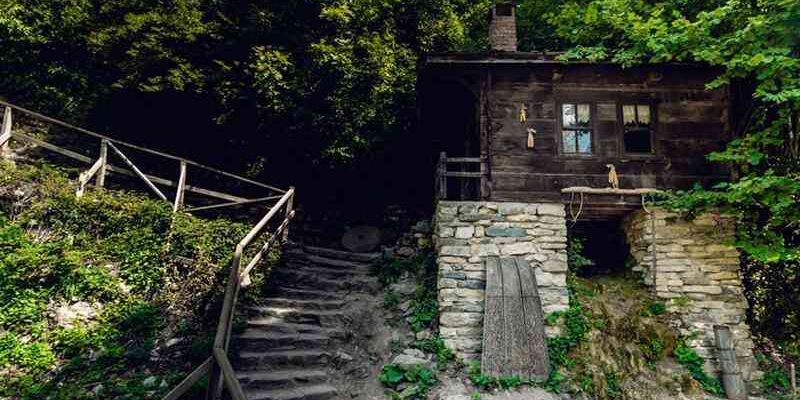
[[560, 103, 592, 154]]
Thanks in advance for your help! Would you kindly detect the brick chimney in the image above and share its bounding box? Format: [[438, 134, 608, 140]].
[[489, 1, 517, 52]]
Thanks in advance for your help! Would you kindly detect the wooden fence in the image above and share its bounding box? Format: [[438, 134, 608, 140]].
[[0, 100, 296, 400], [435, 151, 486, 201]]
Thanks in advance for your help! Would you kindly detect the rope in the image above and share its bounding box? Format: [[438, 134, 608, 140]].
[[568, 192, 584, 225]]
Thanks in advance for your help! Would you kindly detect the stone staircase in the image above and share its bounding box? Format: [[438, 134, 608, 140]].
[[232, 245, 382, 400]]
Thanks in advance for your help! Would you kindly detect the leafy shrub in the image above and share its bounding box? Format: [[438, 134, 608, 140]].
[[414, 336, 455, 366], [674, 339, 724, 395], [379, 364, 437, 399]]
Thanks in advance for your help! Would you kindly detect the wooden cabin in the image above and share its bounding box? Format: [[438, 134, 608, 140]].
[[420, 2, 736, 220]]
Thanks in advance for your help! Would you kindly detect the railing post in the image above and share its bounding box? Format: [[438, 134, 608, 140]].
[[96, 140, 108, 187], [1, 107, 12, 159], [283, 187, 295, 242], [173, 161, 187, 212], [438, 152, 447, 200]]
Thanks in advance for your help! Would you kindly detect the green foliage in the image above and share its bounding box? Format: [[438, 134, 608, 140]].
[[413, 336, 455, 367], [674, 339, 724, 395], [544, 287, 590, 392], [467, 362, 526, 391], [0, 162, 259, 399], [567, 237, 593, 273], [379, 364, 437, 399]]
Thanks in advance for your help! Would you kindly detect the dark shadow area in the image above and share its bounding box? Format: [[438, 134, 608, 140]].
[[570, 218, 630, 276]]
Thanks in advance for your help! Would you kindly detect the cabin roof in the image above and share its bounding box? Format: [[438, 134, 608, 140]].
[[424, 51, 707, 67]]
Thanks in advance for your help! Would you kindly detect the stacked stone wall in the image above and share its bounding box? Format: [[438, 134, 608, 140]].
[[434, 201, 569, 360], [622, 209, 760, 382]]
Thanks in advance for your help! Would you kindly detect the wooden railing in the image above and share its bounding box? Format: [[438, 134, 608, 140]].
[[0, 99, 297, 400], [435, 151, 486, 201], [0, 100, 287, 210], [163, 188, 295, 400]]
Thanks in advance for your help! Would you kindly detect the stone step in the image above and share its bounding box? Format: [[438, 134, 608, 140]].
[[298, 245, 382, 263], [276, 265, 373, 281], [235, 331, 330, 351], [237, 350, 331, 371], [303, 254, 377, 270], [238, 369, 328, 391], [246, 319, 347, 339], [269, 272, 378, 293], [285, 259, 374, 274], [258, 297, 347, 311], [266, 287, 343, 301], [245, 383, 338, 400], [245, 306, 348, 327]]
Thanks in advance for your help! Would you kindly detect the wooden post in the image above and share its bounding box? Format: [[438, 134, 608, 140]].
[[96, 140, 108, 187], [714, 325, 747, 400], [791, 363, 797, 397], [438, 152, 447, 200], [282, 187, 295, 242], [1, 107, 12, 158], [173, 161, 187, 212]]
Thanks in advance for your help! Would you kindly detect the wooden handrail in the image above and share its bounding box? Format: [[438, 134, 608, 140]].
[[162, 189, 295, 400], [0, 101, 290, 209], [0, 99, 286, 193]]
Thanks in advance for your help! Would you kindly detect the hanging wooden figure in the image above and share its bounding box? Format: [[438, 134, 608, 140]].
[[527, 128, 537, 149]]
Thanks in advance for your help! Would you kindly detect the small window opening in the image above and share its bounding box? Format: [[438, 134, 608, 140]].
[[495, 3, 514, 16], [561, 103, 593, 154], [622, 104, 653, 153]]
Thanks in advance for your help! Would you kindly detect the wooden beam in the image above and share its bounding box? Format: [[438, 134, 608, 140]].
[[444, 171, 483, 178], [107, 142, 168, 201], [160, 357, 212, 400], [561, 186, 664, 195], [0, 99, 288, 193], [446, 157, 482, 163], [213, 348, 247, 400], [173, 161, 187, 212], [482, 257, 504, 376], [96, 140, 108, 187], [1, 107, 11, 157], [76, 156, 105, 197], [185, 195, 283, 213]]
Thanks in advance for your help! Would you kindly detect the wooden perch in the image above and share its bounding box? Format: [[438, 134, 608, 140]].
[[561, 186, 664, 195]]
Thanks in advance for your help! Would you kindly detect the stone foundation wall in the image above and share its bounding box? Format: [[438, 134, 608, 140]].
[[623, 209, 760, 382], [434, 201, 569, 360]]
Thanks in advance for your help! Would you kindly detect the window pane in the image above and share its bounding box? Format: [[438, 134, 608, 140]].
[[577, 130, 592, 153], [562, 104, 576, 127], [622, 105, 636, 125], [562, 130, 577, 153], [577, 104, 591, 126], [637, 104, 651, 124], [624, 127, 652, 153]]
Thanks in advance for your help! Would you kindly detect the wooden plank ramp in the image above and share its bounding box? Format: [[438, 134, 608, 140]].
[[481, 257, 550, 379]]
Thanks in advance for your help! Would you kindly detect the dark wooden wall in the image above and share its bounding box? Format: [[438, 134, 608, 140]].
[[423, 61, 732, 216]]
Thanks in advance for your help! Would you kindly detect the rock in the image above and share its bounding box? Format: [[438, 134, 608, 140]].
[[341, 225, 381, 252], [415, 330, 432, 341], [335, 351, 354, 362], [402, 348, 426, 358], [398, 300, 413, 314], [54, 301, 99, 328], [396, 246, 415, 258], [412, 220, 432, 234], [165, 338, 183, 348], [392, 352, 429, 368], [142, 376, 158, 388], [390, 279, 416, 296]]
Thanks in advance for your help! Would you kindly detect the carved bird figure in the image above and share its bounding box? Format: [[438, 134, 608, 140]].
[[606, 164, 619, 189]]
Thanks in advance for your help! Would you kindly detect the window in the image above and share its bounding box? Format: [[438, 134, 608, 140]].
[[622, 104, 653, 153], [560, 103, 593, 154]]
